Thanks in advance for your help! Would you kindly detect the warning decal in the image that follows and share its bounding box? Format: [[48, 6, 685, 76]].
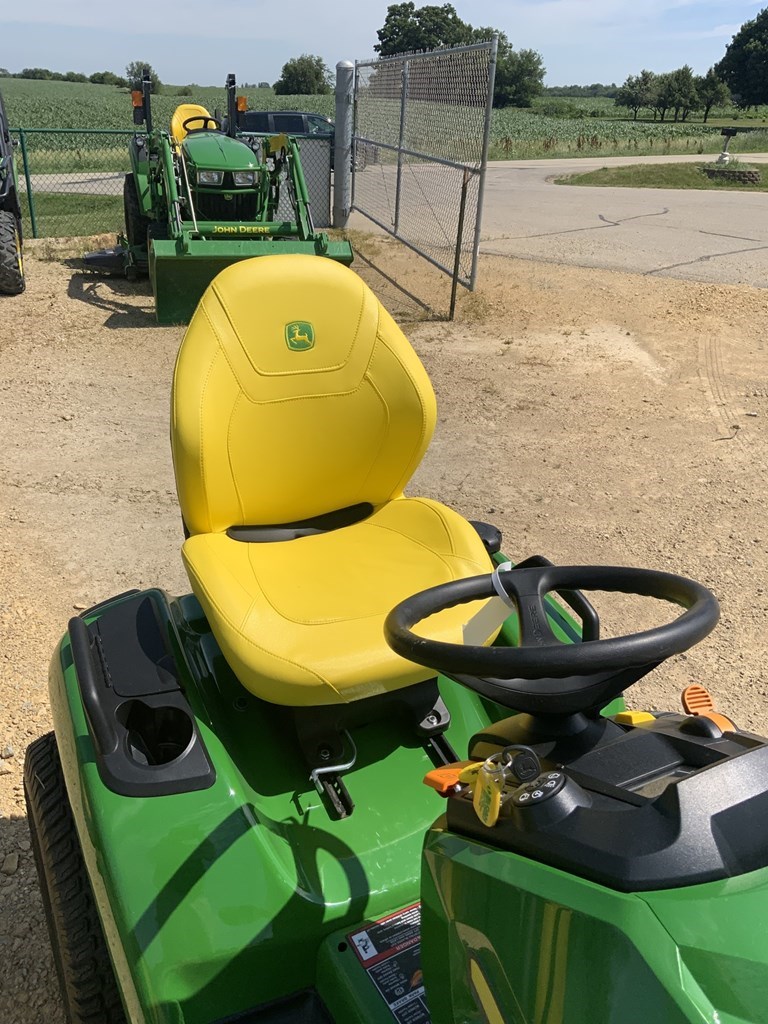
[[348, 903, 431, 1023]]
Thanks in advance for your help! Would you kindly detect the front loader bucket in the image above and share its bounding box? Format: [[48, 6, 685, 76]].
[[149, 238, 354, 325]]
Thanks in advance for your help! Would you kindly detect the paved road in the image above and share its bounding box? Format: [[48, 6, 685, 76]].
[[25, 172, 125, 195], [29, 155, 768, 287], [482, 154, 768, 287], [350, 153, 768, 288]]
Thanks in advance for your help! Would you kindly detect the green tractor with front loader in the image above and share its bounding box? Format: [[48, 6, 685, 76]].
[[91, 70, 351, 323]]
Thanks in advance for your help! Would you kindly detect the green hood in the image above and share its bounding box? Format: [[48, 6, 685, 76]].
[[181, 132, 258, 172]]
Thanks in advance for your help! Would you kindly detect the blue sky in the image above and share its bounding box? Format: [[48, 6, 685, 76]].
[[2, 1, 762, 86]]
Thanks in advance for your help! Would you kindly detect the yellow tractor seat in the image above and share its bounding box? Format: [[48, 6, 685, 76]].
[[170, 103, 216, 146], [171, 255, 495, 707]]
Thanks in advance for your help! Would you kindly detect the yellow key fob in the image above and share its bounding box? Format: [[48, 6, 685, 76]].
[[457, 761, 485, 786], [472, 762, 505, 827]]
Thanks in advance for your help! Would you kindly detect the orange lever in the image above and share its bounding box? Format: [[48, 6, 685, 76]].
[[699, 711, 736, 732], [681, 684, 735, 732], [682, 684, 715, 715], [423, 761, 476, 797]]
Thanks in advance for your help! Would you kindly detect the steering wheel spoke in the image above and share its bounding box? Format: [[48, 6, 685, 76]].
[[495, 569, 559, 647]]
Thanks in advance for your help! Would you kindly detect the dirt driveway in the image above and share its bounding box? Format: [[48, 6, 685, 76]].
[[2, 236, 768, 1020]]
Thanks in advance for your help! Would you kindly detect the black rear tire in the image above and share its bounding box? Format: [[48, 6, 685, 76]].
[[123, 173, 150, 249], [0, 208, 24, 294], [24, 733, 127, 1024]]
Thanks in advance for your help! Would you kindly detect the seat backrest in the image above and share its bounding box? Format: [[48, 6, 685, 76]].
[[171, 255, 437, 536], [170, 103, 213, 145]]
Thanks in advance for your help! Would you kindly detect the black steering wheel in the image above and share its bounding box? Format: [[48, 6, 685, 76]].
[[384, 565, 719, 715], [182, 115, 222, 133]]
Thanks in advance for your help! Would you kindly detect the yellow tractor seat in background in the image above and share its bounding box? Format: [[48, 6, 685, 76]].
[[171, 255, 495, 708], [170, 103, 216, 145]]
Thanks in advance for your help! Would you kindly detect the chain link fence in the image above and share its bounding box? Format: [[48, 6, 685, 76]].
[[247, 136, 332, 228], [10, 129, 131, 239], [11, 128, 332, 238], [352, 40, 497, 310]]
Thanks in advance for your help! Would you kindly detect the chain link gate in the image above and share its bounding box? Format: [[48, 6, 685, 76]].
[[351, 39, 497, 316]]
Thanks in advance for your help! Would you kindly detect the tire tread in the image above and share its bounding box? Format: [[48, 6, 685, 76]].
[[24, 733, 127, 1024], [0, 208, 24, 294]]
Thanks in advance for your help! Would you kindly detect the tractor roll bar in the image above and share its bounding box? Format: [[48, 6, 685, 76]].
[[226, 74, 238, 138]]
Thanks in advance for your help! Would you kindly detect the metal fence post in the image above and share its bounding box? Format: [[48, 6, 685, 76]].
[[333, 61, 354, 229], [393, 61, 409, 235], [17, 130, 38, 239], [469, 34, 498, 290], [449, 169, 470, 320]]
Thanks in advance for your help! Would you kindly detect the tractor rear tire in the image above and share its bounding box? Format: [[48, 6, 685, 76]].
[[24, 733, 127, 1024], [0, 208, 24, 295], [123, 173, 150, 250]]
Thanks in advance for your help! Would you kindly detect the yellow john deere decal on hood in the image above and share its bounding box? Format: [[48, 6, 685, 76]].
[[285, 321, 315, 351]]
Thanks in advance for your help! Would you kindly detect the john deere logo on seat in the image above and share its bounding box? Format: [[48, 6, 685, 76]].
[[285, 321, 315, 351]]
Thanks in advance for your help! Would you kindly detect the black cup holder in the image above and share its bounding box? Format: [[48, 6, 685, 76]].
[[69, 593, 215, 796], [119, 700, 195, 766]]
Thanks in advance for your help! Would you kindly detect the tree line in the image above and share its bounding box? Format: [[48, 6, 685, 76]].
[[615, 67, 728, 123], [0, 68, 130, 87], [545, 84, 618, 99], [615, 4, 768, 126], [0, 63, 163, 92]]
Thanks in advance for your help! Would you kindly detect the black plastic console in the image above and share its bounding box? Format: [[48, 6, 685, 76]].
[[450, 711, 768, 891], [68, 590, 215, 797]]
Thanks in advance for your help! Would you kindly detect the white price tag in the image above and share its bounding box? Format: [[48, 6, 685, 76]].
[[462, 562, 515, 646]]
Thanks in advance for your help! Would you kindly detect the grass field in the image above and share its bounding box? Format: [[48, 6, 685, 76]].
[[555, 161, 768, 192], [5, 77, 768, 163], [19, 192, 123, 236], [487, 112, 726, 160]]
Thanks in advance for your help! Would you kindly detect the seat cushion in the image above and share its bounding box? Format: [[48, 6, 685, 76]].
[[182, 497, 493, 706]]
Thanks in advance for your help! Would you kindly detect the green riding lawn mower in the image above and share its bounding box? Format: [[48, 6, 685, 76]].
[[87, 71, 351, 323], [0, 88, 25, 295], [25, 254, 768, 1024]]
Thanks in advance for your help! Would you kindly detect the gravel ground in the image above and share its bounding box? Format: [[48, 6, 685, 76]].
[[2, 236, 768, 1019]]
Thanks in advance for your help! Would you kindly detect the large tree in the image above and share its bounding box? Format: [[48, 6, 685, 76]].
[[494, 42, 545, 107], [716, 8, 768, 108], [615, 70, 656, 120], [125, 62, 161, 93], [695, 68, 730, 123], [274, 54, 331, 95], [652, 72, 678, 122], [375, 3, 467, 55], [375, 4, 545, 108], [670, 65, 699, 121]]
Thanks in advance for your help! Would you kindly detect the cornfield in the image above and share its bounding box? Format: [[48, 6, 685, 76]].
[[4, 77, 768, 162]]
